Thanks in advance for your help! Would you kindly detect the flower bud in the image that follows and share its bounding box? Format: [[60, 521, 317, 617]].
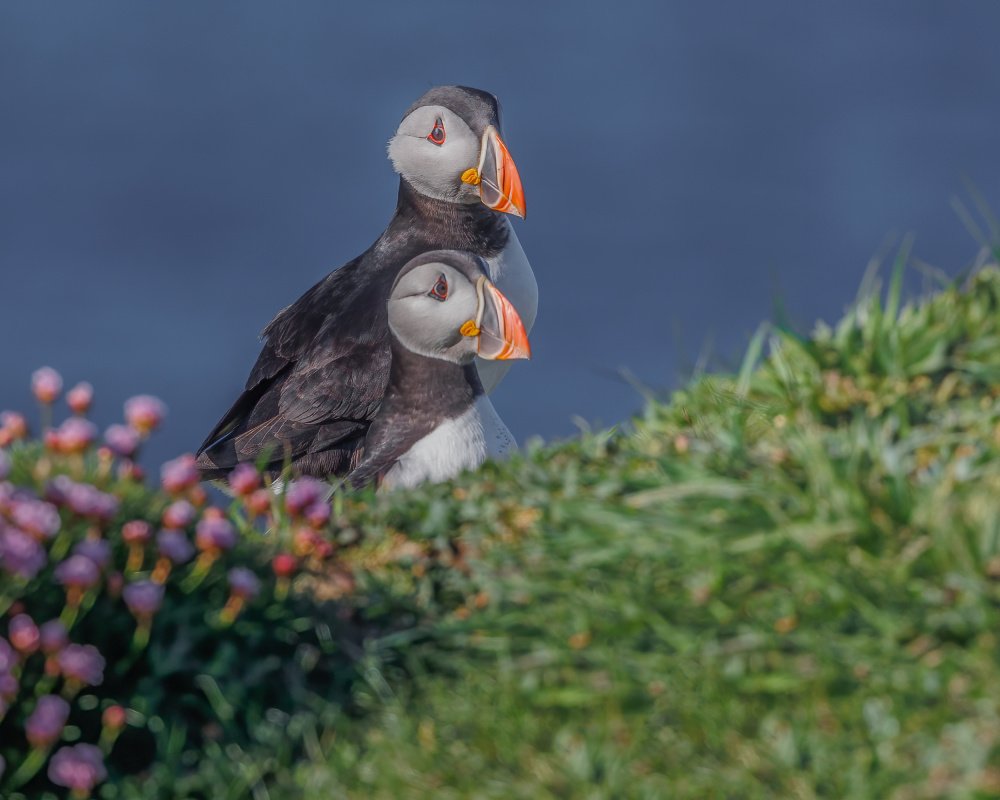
[[272, 553, 298, 579]]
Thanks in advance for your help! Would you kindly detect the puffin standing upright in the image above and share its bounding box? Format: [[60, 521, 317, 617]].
[[346, 251, 531, 490], [196, 86, 535, 479]]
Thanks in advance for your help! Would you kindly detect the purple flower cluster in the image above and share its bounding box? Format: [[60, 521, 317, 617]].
[[48, 743, 107, 793], [104, 423, 140, 458], [26, 694, 70, 748], [47, 475, 120, 522], [195, 516, 238, 553], [123, 580, 165, 617], [54, 417, 99, 455], [161, 454, 200, 494], [0, 525, 48, 579], [157, 529, 195, 565], [124, 394, 167, 435], [58, 643, 105, 687], [227, 567, 261, 600], [31, 367, 63, 405], [11, 497, 61, 540], [54, 554, 101, 591], [163, 500, 197, 529]]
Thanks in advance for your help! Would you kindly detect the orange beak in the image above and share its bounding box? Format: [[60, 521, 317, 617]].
[[476, 126, 526, 219], [472, 278, 531, 361]]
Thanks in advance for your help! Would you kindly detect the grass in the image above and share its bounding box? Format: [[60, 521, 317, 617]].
[[289, 257, 1000, 799]]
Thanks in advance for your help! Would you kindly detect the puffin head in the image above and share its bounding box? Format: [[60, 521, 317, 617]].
[[388, 250, 531, 365], [387, 86, 526, 219]]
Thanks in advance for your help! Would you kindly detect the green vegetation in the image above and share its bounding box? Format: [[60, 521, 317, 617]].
[[4, 255, 1000, 798], [302, 258, 1000, 799]]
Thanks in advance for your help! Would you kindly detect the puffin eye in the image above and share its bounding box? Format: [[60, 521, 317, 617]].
[[427, 118, 446, 146], [429, 275, 448, 301]]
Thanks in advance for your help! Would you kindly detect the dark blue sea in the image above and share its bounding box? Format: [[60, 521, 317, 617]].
[[2, 2, 998, 469]]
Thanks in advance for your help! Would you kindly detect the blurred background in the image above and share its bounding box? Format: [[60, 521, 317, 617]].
[[1, 2, 998, 468]]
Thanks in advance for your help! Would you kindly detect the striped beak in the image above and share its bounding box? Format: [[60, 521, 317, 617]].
[[467, 277, 531, 361], [476, 126, 526, 219]]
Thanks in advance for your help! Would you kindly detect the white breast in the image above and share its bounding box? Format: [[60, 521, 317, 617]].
[[476, 220, 537, 395], [381, 394, 515, 491]]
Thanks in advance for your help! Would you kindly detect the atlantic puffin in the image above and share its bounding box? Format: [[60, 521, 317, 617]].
[[346, 251, 530, 490], [196, 86, 535, 479]]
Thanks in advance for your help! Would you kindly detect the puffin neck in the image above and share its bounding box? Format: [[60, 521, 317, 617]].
[[384, 336, 482, 417], [391, 179, 510, 257]]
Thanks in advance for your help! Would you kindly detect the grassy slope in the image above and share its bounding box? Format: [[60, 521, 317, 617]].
[[299, 264, 1000, 799]]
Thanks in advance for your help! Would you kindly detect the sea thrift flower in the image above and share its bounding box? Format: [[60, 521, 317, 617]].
[[122, 520, 152, 545], [123, 580, 165, 618], [0, 411, 28, 440], [54, 555, 101, 598], [0, 450, 9, 481], [48, 743, 107, 794], [9, 613, 40, 654], [59, 644, 105, 687], [43, 428, 63, 451], [195, 516, 237, 553], [228, 463, 260, 497], [103, 424, 139, 458], [160, 454, 199, 494], [40, 620, 69, 654], [25, 694, 71, 748], [247, 488, 272, 516], [122, 520, 152, 571], [285, 477, 325, 515], [221, 567, 261, 623], [0, 528, 48, 579], [11, 498, 61, 540], [156, 530, 195, 565], [228, 567, 261, 600], [162, 500, 196, 529], [57, 418, 98, 454], [305, 500, 332, 529], [124, 395, 166, 435], [64, 483, 119, 522], [0, 637, 16, 672], [31, 367, 63, 405], [66, 382, 94, 415], [72, 539, 112, 570]]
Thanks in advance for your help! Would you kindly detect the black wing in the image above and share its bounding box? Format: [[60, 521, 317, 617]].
[[197, 252, 395, 477]]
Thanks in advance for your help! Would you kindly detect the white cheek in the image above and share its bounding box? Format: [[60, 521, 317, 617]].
[[387, 133, 480, 203]]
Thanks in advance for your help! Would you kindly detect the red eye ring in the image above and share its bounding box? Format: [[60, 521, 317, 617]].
[[428, 117, 446, 146], [428, 275, 448, 300]]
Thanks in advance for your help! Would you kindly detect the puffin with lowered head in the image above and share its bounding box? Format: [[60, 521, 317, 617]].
[[196, 86, 535, 479], [346, 250, 530, 490]]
